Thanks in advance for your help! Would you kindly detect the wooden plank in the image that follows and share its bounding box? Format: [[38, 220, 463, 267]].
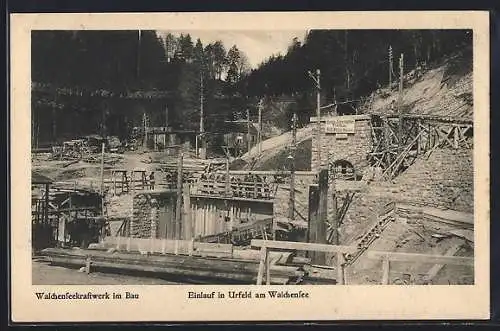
[[426, 244, 464, 281], [215, 170, 318, 176], [85, 255, 91, 274], [381, 256, 390, 285], [366, 251, 473, 266], [251, 239, 357, 254], [336, 253, 345, 285], [453, 125, 459, 149], [183, 184, 192, 240], [266, 248, 271, 285], [103, 236, 231, 257]]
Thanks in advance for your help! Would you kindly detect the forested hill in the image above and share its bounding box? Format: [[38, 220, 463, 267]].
[[32, 30, 472, 144], [241, 30, 472, 128], [32, 30, 255, 142]]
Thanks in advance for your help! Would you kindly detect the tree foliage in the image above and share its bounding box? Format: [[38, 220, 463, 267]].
[[243, 29, 472, 125], [32, 29, 471, 143]]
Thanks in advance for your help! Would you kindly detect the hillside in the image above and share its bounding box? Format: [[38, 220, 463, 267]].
[[232, 49, 473, 172], [367, 48, 473, 120], [230, 49, 475, 285]]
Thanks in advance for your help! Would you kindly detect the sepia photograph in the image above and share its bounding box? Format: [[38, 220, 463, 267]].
[[30, 28, 475, 286], [11, 11, 489, 322]]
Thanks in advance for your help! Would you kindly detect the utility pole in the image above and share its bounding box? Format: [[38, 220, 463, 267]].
[[199, 72, 205, 159], [246, 108, 251, 155], [316, 69, 322, 169], [389, 45, 393, 89], [100, 142, 105, 217], [164, 105, 168, 148], [223, 146, 230, 196], [52, 95, 57, 143], [137, 30, 141, 79], [308, 69, 322, 170], [36, 113, 40, 149], [175, 152, 184, 240], [288, 112, 297, 221], [316, 69, 321, 170], [200, 72, 204, 134], [143, 112, 148, 149], [398, 53, 404, 151], [257, 99, 263, 154]]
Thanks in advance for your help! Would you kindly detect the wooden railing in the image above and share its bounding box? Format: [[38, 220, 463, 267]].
[[190, 171, 317, 201], [251, 240, 473, 285], [191, 179, 275, 200], [198, 218, 274, 245]]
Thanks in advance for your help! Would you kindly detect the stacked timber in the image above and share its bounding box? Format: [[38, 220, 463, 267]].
[[39, 247, 302, 285], [395, 203, 473, 229]]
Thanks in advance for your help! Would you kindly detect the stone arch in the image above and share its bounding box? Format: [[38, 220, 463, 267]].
[[329, 159, 356, 180]]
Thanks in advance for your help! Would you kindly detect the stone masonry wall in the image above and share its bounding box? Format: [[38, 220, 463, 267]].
[[273, 173, 316, 226], [311, 115, 373, 177], [340, 148, 473, 245], [131, 193, 160, 238], [386, 148, 473, 212]]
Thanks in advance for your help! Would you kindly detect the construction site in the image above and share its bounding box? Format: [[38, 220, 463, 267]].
[[31, 30, 474, 286]]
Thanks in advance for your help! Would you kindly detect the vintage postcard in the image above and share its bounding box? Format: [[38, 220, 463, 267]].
[[10, 11, 490, 322]]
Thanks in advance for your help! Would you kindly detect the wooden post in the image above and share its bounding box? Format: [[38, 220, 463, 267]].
[[52, 104, 57, 143], [246, 108, 251, 155], [143, 113, 148, 149], [131, 171, 135, 195], [258, 99, 263, 154], [256, 246, 268, 285], [199, 73, 205, 159], [85, 255, 91, 274], [200, 73, 204, 134], [137, 29, 141, 78], [112, 171, 116, 196], [398, 53, 404, 151], [44, 183, 50, 223], [100, 142, 105, 216], [175, 153, 184, 240], [384, 118, 391, 166], [165, 105, 169, 148], [336, 252, 345, 285], [266, 249, 271, 285], [315, 70, 322, 169], [331, 189, 339, 245], [453, 125, 459, 149], [417, 120, 422, 155], [388, 45, 393, 88], [308, 170, 328, 265], [223, 146, 230, 196], [183, 184, 192, 240], [381, 256, 390, 285], [289, 112, 297, 221]]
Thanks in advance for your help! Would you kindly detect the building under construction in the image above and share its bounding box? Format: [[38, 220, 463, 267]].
[[33, 108, 474, 285]]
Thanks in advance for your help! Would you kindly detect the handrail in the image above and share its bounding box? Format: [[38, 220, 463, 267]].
[[251, 239, 473, 285]]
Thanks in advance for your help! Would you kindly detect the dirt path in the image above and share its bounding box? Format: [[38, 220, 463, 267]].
[[32, 260, 179, 285]]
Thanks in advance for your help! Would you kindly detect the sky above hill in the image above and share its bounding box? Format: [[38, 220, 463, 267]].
[[158, 30, 307, 69]]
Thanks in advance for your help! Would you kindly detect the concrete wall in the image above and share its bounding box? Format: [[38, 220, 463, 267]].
[[311, 115, 373, 177]]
